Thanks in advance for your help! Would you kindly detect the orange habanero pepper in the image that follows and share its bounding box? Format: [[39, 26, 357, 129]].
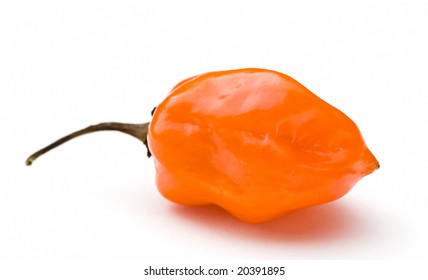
[[26, 68, 379, 223]]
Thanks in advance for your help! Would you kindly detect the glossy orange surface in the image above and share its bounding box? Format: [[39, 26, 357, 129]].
[[148, 68, 379, 223]]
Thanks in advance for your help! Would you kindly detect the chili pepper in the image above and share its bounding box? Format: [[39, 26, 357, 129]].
[[26, 68, 379, 223]]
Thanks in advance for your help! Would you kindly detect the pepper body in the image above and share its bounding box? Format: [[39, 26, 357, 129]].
[[148, 68, 378, 223]]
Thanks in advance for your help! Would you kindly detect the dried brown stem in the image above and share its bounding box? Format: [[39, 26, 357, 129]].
[[25, 122, 150, 166]]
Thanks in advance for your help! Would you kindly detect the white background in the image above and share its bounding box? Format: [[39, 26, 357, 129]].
[[1, 0, 428, 277]]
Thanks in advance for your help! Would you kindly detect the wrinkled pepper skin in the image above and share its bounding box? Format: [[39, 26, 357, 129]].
[[148, 68, 379, 223]]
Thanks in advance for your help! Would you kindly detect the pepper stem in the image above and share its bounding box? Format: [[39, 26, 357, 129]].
[[25, 122, 151, 166]]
